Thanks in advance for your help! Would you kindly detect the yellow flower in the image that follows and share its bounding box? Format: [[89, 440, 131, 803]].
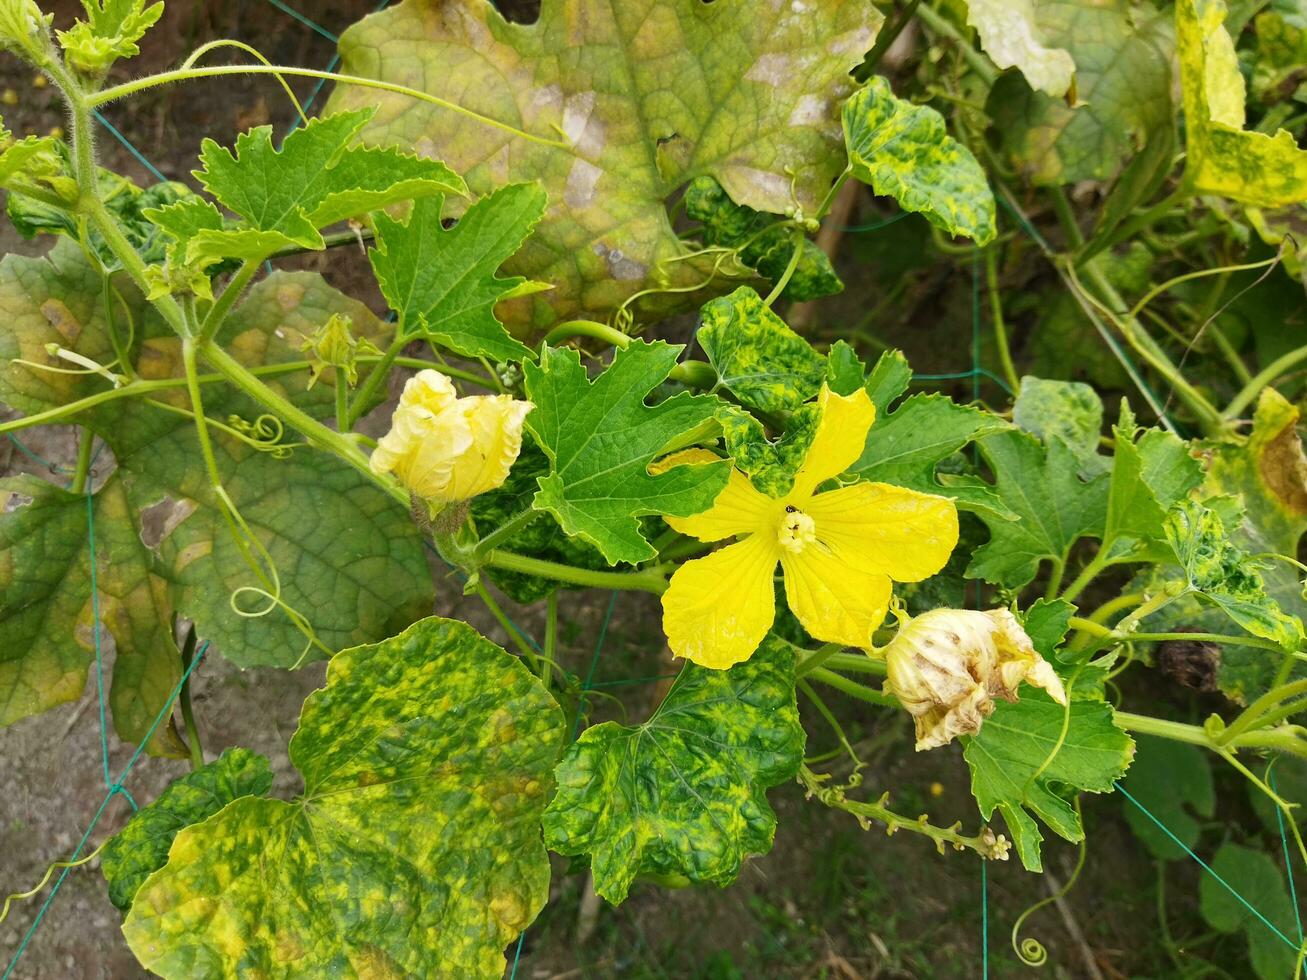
[[659, 385, 959, 669], [883, 607, 1067, 751], [369, 369, 532, 504]]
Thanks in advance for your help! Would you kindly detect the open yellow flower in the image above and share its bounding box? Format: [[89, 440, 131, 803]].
[[370, 369, 532, 504], [660, 385, 959, 669]]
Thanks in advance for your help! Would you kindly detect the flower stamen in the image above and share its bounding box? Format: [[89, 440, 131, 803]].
[[778, 506, 817, 554]]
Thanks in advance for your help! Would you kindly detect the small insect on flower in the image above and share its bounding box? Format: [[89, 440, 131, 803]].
[[657, 385, 959, 670], [369, 369, 532, 505], [882, 607, 1067, 751]]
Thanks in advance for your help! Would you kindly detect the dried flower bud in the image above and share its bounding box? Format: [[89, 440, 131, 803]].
[[883, 607, 1067, 751], [369, 369, 532, 505]]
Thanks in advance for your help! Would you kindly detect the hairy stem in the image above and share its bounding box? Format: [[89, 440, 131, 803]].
[[69, 427, 95, 494], [481, 549, 670, 593]]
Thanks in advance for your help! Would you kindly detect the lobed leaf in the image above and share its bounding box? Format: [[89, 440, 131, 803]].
[[123, 617, 564, 979], [523, 340, 729, 564], [57, 0, 162, 74], [543, 634, 804, 904], [1200, 843, 1299, 979]]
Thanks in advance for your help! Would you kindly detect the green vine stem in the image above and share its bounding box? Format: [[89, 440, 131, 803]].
[[798, 764, 1011, 860], [480, 549, 670, 593], [69, 427, 95, 495], [542, 320, 718, 388], [177, 625, 205, 771], [1223, 343, 1307, 420], [985, 246, 1021, 396]]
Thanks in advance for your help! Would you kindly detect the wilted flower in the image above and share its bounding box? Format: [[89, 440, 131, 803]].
[[369, 369, 532, 504], [883, 607, 1067, 751]]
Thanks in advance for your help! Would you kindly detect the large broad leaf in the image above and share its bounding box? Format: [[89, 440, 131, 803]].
[[523, 341, 729, 565], [964, 690, 1134, 871], [968, 430, 1109, 588], [987, 0, 1173, 185], [327, 0, 880, 326], [184, 108, 465, 265], [697, 287, 826, 415], [846, 394, 1011, 521], [1200, 843, 1299, 980], [964, 0, 1075, 96], [1178, 0, 1307, 207], [842, 77, 995, 243], [0, 473, 183, 754], [543, 634, 804, 904], [370, 183, 544, 362], [1011, 376, 1106, 477], [1119, 735, 1213, 861], [123, 617, 564, 979], [101, 747, 273, 911]]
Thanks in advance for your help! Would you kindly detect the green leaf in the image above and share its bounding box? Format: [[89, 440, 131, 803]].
[[968, 430, 1109, 588], [1200, 843, 1299, 980], [862, 348, 914, 412], [328, 0, 880, 326], [369, 184, 543, 362], [987, 0, 1174, 185], [1179, 0, 1307, 207], [0, 0, 51, 60], [964, 691, 1134, 871], [1164, 498, 1304, 646], [0, 474, 184, 755], [848, 393, 1012, 521], [543, 634, 804, 904], [1102, 406, 1203, 563], [716, 401, 820, 498], [56, 0, 162, 74], [964, 0, 1075, 96], [123, 617, 565, 978], [523, 341, 729, 565], [1119, 735, 1213, 861], [189, 108, 466, 264], [1011, 376, 1106, 476], [101, 748, 273, 911], [697, 287, 826, 415], [842, 77, 995, 244]]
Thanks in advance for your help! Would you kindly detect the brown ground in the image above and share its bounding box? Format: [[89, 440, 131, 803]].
[[0, 2, 1263, 978]]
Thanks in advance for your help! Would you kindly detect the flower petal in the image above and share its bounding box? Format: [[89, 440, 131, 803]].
[[780, 545, 892, 647], [662, 533, 779, 669], [788, 385, 876, 500], [437, 395, 533, 502], [804, 482, 959, 582], [653, 449, 778, 542]]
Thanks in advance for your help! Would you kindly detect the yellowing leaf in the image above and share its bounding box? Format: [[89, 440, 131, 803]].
[[1178, 0, 1307, 206], [843, 77, 996, 243], [965, 0, 1075, 97], [123, 617, 564, 979], [327, 0, 880, 325]]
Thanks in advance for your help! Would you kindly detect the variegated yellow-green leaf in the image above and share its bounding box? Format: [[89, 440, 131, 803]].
[[102, 748, 273, 911], [988, 0, 1173, 185], [123, 617, 564, 979], [842, 77, 996, 244], [543, 634, 804, 904], [1178, 0, 1307, 207], [0, 473, 184, 756], [698, 287, 826, 415], [327, 0, 879, 326], [965, 0, 1075, 97], [56, 0, 162, 75]]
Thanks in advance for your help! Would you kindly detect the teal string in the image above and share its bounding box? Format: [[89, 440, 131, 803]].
[[93, 111, 169, 183], [5, 433, 67, 473], [2, 641, 209, 978], [263, 0, 339, 42], [1269, 760, 1305, 943], [1117, 781, 1299, 950], [913, 368, 1013, 396], [840, 211, 912, 233], [981, 859, 989, 979]]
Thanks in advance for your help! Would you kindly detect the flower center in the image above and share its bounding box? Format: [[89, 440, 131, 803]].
[[777, 505, 817, 554]]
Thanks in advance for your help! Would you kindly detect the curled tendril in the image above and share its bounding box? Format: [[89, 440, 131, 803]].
[[0, 840, 108, 926], [225, 414, 302, 458], [1011, 799, 1088, 968]]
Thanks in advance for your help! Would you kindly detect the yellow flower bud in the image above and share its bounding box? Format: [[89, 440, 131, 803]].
[[883, 608, 1067, 751], [369, 370, 532, 504]]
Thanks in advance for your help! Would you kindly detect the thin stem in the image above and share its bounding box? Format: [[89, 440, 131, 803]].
[[1048, 187, 1084, 248], [481, 549, 670, 593], [475, 581, 539, 665], [178, 627, 205, 771], [985, 247, 1021, 395], [543, 591, 559, 689], [198, 259, 259, 344], [334, 379, 349, 433], [795, 643, 845, 679], [807, 666, 895, 706], [1127, 255, 1281, 322], [1224, 344, 1307, 420], [823, 652, 888, 676], [915, 5, 998, 82], [69, 427, 95, 494], [90, 65, 568, 149], [763, 232, 804, 306], [544, 320, 630, 349], [474, 507, 541, 557], [347, 336, 406, 428]]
